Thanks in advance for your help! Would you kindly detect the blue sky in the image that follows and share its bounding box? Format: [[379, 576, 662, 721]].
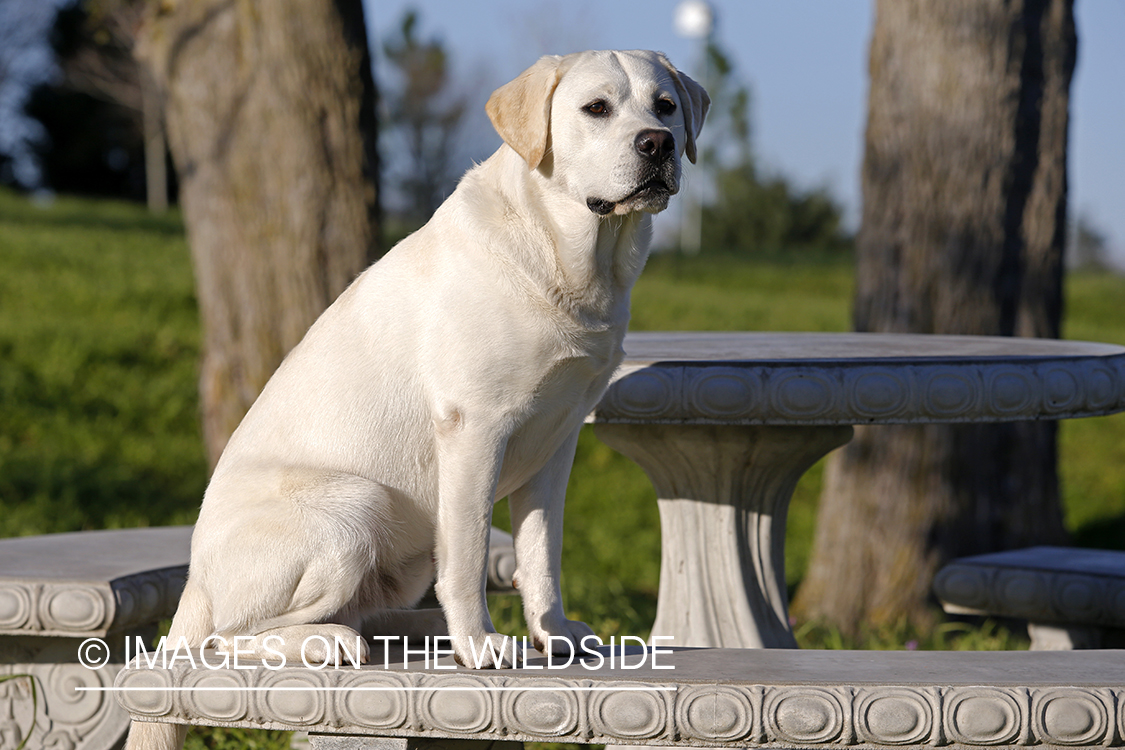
[[363, 0, 1124, 265]]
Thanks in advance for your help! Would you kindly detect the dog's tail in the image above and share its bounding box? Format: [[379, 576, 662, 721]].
[[125, 579, 213, 750], [125, 722, 188, 750]]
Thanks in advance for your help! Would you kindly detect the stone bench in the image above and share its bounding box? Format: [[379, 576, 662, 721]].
[[934, 546, 1125, 650], [0, 526, 515, 749], [0, 526, 191, 750], [115, 646, 1125, 749]]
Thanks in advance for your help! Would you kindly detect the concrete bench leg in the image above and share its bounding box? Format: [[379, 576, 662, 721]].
[[308, 737, 522, 750]]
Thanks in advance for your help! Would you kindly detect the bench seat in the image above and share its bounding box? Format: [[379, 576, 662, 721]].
[[934, 546, 1125, 649], [117, 647, 1125, 749]]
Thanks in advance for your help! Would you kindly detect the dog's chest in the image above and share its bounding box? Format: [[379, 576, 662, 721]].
[[494, 326, 622, 493]]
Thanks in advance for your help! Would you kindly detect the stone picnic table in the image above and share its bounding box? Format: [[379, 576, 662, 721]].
[[591, 331, 1125, 650], [5, 331, 1125, 749]]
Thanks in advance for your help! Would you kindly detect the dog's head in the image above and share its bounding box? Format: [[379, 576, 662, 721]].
[[486, 50, 709, 217]]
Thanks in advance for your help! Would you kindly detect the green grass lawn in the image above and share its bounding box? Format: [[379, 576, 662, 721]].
[[3, 188, 1124, 746]]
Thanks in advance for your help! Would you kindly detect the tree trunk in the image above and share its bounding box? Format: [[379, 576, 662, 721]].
[[136, 0, 380, 466], [792, 0, 1076, 636]]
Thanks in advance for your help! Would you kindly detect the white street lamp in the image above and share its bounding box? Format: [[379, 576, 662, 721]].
[[675, 0, 714, 39]]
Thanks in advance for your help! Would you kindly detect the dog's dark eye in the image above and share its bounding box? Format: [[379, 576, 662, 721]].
[[584, 100, 610, 116], [656, 98, 677, 116]]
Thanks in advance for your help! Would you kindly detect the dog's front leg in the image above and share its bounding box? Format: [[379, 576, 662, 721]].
[[509, 426, 596, 655], [433, 421, 514, 668]]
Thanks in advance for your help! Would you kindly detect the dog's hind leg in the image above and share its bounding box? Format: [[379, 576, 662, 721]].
[[164, 577, 215, 648], [213, 599, 371, 667], [234, 622, 370, 667]]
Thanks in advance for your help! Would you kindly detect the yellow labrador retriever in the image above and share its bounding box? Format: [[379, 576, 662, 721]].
[[129, 49, 706, 749]]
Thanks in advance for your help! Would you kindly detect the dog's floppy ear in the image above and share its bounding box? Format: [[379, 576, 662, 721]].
[[658, 54, 710, 164], [486, 55, 564, 170]]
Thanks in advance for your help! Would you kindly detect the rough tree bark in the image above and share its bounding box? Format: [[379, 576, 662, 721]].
[[792, 0, 1077, 636], [136, 0, 380, 466]]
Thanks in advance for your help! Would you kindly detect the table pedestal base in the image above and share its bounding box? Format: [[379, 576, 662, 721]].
[[594, 423, 853, 649]]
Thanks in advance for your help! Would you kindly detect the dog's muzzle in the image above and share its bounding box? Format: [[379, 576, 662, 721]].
[[587, 130, 678, 216]]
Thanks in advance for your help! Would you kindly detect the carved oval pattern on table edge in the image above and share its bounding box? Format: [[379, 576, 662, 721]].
[[1118, 692, 1125, 747], [113, 569, 188, 629], [855, 688, 932, 745], [417, 676, 494, 735], [182, 668, 249, 723], [765, 687, 844, 745], [995, 571, 1050, 618], [1032, 689, 1109, 746], [921, 369, 980, 419], [114, 586, 137, 627], [0, 583, 31, 630], [336, 671, 410, 730], [588, 684, 667, 740], [848, 370, 911, 420], [115, 664, 175, 717], [687, 368, 760, 420], [933, 567, 991, 611], [769, 371, 838, 421], [944, 688, 1023, 745], [1084, 365, 1118, 411], [676, 685, 754, 743], [1041, 366, 1082, 413], [606, 369, 678, 419], [136, 579, 164, 622], [41, 585, 109, 632], [1051, 577, 1104, 622], [501, 680, 579, 737], [257, 670, 329, 727], [987, 370, 1038, 416]]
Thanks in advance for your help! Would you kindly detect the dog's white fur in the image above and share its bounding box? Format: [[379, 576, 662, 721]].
[[128, 49, 706, 749]]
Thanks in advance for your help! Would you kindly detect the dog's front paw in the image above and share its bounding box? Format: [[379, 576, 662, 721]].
[[451, 632, 519, 669], [530, 616, 596, 655]]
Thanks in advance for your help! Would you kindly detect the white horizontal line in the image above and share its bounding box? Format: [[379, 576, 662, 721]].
[[79, 686, 675, 693]]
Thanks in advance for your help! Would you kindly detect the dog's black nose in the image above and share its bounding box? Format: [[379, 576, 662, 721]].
[[635, 129, 675, 162]]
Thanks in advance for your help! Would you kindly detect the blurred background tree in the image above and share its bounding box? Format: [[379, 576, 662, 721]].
[[136, 0, 381, 467], [381, 10, 467, 227], [1069, 214, 1110, 270], [695, 41, 851, 256], [793, 0, 1077, 636], [28, 0, 170, 211]]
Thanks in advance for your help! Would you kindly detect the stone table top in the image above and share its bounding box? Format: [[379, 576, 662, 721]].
[[0, 526, 192, 637], [590, 332, 1125, 425]]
